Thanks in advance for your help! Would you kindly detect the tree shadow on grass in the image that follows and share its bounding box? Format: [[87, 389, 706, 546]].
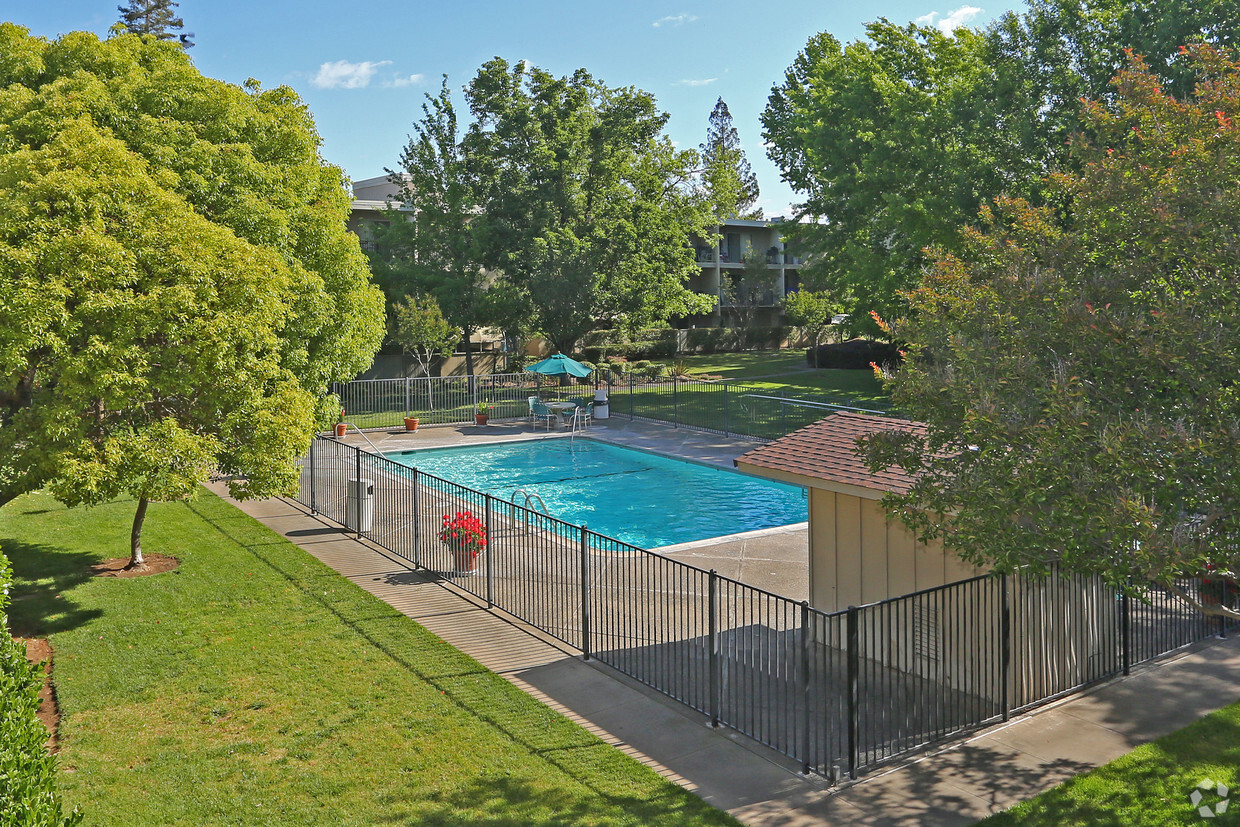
[[2, 539, 103, 637], [372, 773, 727, 826], [186, 496, 736, 825]]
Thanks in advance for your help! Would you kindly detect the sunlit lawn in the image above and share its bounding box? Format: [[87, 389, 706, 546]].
[[978, 699, 1240, 826], [1, 490, 739, 826]]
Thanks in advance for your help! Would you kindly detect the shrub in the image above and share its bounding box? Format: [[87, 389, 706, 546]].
[[0, 552, 81, 826]]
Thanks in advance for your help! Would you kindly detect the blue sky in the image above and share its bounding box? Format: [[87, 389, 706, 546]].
[[9, 0, 1023, 217]]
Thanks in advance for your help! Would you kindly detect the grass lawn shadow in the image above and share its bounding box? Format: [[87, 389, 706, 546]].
[[2, 538, 103, 637]]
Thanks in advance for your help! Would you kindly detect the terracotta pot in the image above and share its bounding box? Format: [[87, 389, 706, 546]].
[[475, 414, 489, 426], [334, 423, 347, 438], [404, 417, 420, 432], [452, 547, 479, 574]]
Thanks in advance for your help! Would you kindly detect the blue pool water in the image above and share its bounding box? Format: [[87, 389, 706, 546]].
[[385, 438, 806, 549]]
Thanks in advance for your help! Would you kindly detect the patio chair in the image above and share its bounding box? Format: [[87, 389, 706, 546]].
[[530, 400, 558, 431]]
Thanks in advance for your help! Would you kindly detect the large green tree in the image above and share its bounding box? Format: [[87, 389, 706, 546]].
[[370, 79, 500, 379], [701, 97, 760, 220], [461, 58, 714, 354], [764, 3, 1240, 334], [863, 47, 1240, 618], [762, 21, 1016, 333], [0, 26, 384, 566]]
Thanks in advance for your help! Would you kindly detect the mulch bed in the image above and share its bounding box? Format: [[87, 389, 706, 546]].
[[90, 554, 179, 578]]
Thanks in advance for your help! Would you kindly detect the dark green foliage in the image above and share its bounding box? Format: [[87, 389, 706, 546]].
[[116, 0, 192, 47], [0, 553, 80, 826], [700, 97, 760, 219]]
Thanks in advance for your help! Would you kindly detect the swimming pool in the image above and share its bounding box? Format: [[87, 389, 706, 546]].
[[384, 438, 806, 549]]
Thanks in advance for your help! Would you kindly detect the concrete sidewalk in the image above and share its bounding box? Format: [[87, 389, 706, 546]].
[[214, 484, 1240, 826]]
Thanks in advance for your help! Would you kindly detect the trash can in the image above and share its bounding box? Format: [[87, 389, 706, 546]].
[[592, 388, 609, 420], [346, 478, 374, 532]]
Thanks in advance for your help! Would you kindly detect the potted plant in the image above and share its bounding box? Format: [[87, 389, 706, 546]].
[[403, 416, 420, 432], [335, 408, 347, 438], [474, 402, 491, 426], [438, 511, 487, 574]]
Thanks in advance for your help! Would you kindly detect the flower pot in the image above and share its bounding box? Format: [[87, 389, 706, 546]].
[[404, 417, 420, 432], [452, 547, 479, 575], [334, 423, 347, 438], [475, 414, 489, 426]]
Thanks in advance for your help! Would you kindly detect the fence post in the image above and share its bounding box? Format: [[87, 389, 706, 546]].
[[1121, 586, 1131, 676], [781, 389, 788, 437], [580, 525, 591, 661], [673, 377, 679, 429], [405, 376, 411, 418], [708, 569, 720, 727], [1001, 576, 1011, 721], [800, 600, 812, 775], [484, 493, 494, 609], [354, 446, 363, 540], [308, 438, 317, 515], [723, 382, 730, 437], [846, 605, 859, 780], [412, 469, 421, 568], [629, 373, 635, 419]]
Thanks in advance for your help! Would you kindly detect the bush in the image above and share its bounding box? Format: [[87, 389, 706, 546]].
[[809, 338, 901, 370], [0, 552, 80, 826]]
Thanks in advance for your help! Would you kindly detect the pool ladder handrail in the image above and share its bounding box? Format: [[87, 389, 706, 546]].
[[338, 422, 383, 454], [510, 488, 549, 534]]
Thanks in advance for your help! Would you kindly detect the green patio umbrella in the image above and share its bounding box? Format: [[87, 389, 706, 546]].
[[524, 354, 593, 378]]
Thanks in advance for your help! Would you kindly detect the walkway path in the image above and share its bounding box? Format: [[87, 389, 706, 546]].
[[212, 420, 1240, 825]]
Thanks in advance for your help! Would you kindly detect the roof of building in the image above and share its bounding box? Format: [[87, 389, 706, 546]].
[[735, 411, 925, 495]]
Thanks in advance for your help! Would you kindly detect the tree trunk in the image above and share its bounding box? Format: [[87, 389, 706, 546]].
[[463, 327, 476, 396], [811, 332, 820, 369], [128, 496, 149, 570]]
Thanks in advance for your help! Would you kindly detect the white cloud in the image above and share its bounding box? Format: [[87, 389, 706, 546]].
[[915, 6, 983, 34], [674, 77, 718, 87], [311, 59, 392, 89], [653, 13, 698, 28], [389, 73, 426, 88]]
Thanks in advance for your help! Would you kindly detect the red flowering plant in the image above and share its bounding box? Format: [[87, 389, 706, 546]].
[[438, 511, 487, 558]]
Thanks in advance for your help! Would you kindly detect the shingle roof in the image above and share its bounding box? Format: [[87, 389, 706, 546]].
[[736, 412, 925, 495]]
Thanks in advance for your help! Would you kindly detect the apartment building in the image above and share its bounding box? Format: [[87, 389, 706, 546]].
[[680, 217, 803, 328]]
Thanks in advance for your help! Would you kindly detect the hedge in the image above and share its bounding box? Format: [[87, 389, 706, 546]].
[[0, 551, 80, 827]]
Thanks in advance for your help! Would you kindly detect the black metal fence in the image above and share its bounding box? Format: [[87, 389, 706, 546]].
[[296, 436, 1236, 782], [333, 373, 895, 441]]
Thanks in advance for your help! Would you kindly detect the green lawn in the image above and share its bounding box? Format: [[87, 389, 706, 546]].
[[656, 350, 888, 401], [978, 698, 1240, 826], [1, 491, 738, 827]]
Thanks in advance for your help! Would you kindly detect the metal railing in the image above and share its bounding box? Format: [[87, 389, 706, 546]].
[[296, 435, 1237, 782], [333, 373, 897, 441]]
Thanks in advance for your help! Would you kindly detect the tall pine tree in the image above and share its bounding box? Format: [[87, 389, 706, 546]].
[[117, 0, 193, 47], [701, 97, 761, 219]]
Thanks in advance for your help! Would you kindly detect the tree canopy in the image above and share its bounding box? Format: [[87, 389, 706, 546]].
[[863, 46, 1240, 618], [381, 59, 714, 357], [763, 2, 1240, 334], [0, 25, 384, 564], [116, 0, 193, 48], [700, 97, 760, 220]]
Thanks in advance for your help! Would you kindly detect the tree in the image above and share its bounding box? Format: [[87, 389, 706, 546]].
[[116, 0, 193, 47], [763, 4, 1240, 335], [763, 21, 1016, 334], [701, 97, 760, 220], [390, 293, 458, 377], [862, 47, 1240, 619], [782, 290, 840, 368], [372, 78, 501, 380], [461, 58, 715, 354], [0, 26, 385, 567], [722, 254, 775, 348]]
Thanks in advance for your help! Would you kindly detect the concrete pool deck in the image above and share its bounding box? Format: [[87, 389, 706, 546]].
[[344, 417, 811, 601], [215, 416, 1240, 824]]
